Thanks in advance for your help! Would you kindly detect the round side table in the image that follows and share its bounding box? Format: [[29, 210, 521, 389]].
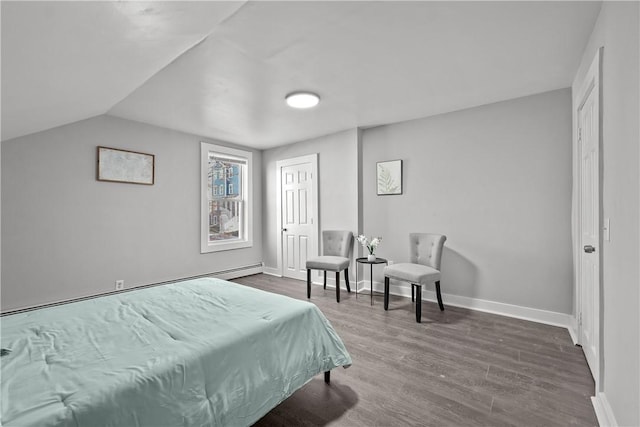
[[355, 257, 388, 305]]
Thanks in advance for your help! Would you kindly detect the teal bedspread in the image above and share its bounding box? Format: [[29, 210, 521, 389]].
[[1, 278, 351, 426]]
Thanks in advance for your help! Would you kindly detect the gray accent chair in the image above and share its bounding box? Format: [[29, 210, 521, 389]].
[[306, 230, 353, 303], [383, 233, 447, 322]]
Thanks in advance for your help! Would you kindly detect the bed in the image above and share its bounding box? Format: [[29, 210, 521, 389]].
[[0, 277, 351, 426]]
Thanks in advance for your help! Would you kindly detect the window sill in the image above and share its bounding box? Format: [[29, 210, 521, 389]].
[[201, 240, 253, 253]]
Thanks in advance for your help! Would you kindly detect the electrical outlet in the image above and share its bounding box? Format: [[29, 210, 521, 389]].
[[115, 280, 124, 291]]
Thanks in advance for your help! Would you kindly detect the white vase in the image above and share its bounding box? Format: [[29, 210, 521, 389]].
[[367, 254, 376, 262]]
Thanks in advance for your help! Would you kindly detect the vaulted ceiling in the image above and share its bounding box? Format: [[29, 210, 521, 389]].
[[1, 1, 601, 149]]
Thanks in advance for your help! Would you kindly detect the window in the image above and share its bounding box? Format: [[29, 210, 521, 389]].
[[201, 142, 253, 253]]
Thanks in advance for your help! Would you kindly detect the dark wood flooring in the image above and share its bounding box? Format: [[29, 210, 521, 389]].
[[232, 274, 598, 427]]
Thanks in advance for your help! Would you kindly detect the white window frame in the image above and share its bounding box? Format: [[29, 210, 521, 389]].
[[201, 142, 253, 253]]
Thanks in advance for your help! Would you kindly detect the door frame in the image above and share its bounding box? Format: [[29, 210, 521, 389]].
[[573, 47, 602, 390], [275, 153, 319, 277]]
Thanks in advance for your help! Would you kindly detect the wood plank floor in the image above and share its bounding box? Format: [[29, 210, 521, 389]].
[[232, 274, 598, 427]]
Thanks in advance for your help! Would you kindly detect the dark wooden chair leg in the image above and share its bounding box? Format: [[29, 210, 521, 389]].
[[323, 271, 327, 289], [336, 272, 340, 303], [344, 268, 351, 292], [384, 277, 390, 310], [324, 371, 330, 384], [411, 285, 415, 302], [307, 269, 311, 299], [415, 284, 422, 323], [435, 281, 444, 311]]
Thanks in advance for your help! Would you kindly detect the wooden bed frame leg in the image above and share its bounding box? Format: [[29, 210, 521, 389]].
[[324, 370, 330, 384]]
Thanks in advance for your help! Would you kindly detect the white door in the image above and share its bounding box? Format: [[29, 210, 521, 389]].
[[577, 49, 601, 385], [276, 154, 318, 280]]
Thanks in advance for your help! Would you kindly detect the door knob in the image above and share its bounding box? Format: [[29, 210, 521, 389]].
[[282, 228, 288, 232], [583, 245, 596, 253]]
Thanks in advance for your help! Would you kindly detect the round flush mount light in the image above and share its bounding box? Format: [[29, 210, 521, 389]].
[[285, 91, 320, 109]]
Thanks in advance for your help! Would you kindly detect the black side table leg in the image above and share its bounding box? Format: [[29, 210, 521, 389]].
[[355, 262, 358, 299], [370, 264, 374, 305]]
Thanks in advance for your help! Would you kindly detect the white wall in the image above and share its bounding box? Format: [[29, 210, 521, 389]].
[[1, 115, 263, 311], [0, 138, 2, 300], [362, 89, 573, 314], [262, 129, 359, 273], [573, 2, 640, 425]]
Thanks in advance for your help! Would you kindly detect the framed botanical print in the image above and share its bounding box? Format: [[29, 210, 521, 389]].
[[376, 159, 402, 195]]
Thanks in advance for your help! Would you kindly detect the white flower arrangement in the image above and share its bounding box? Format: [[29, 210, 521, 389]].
[[357, 235, 382, 255]]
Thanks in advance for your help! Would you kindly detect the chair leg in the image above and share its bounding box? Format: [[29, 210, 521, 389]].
[[344, 268, 351, 293], [415, 284, 422, 323], [336, 272, 340, 303], [323, 271, 327, 289], [411, 285, 415, 302], [384, 277, 390, 310], [435, 280, 444, 311], [307, 269, 311, 299]]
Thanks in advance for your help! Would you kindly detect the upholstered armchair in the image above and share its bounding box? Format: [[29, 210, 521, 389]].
[[383, 233, 447, 322], [306, 230, 353, 303]]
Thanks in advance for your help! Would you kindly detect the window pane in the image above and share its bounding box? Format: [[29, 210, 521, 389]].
[[209, 157, 242, 200], [208, 200, 242, 241]]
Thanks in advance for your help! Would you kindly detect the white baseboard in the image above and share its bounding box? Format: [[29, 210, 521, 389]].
[[342, 280, 572, 329], [211, 264, 263, 280], [592, 392, 618, 427], [262, 267, 281, 277], [567, 316, 579, 345]]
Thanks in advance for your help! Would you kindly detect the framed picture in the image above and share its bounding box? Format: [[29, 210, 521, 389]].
[[376, 159, 402, 195], [97, 146, 155, 185]]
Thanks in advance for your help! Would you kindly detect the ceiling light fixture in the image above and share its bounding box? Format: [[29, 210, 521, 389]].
[[285, 92, 320, 109]]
